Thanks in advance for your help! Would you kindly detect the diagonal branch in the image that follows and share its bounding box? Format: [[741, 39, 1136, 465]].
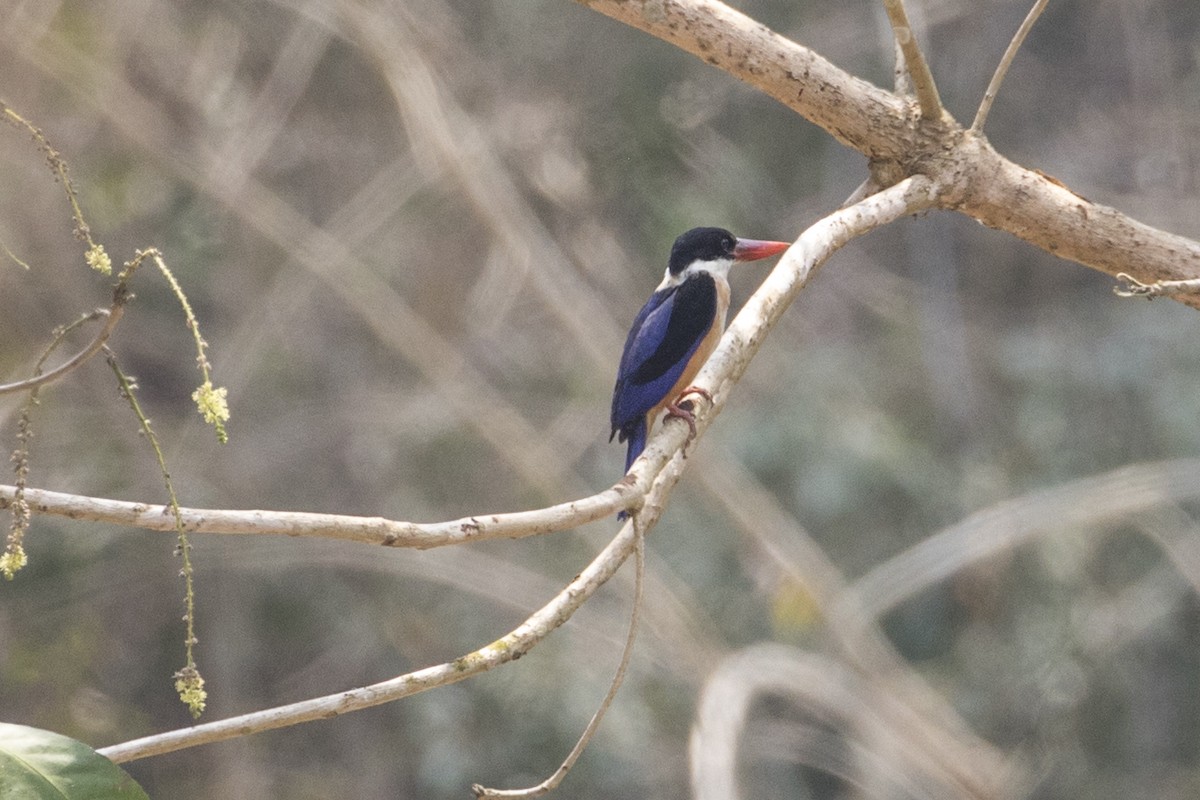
[[98, 511, 646, 763], [94, 176, 939, 764], [576, 0, 913, 159], [879, 0, 943, 119], [972, 0, 1051, 133]]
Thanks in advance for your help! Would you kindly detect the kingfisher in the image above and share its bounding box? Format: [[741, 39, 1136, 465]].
[[610, 227, 790, 473]]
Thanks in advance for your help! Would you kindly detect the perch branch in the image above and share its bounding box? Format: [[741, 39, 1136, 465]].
[[2, 179, 938, 552], [94, 176, 938, 764]]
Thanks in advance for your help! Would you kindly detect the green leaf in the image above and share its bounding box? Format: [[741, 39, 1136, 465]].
[[0, 724, 149, 800]]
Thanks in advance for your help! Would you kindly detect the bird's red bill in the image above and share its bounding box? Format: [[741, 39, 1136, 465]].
[[733, 238, 790, 262]]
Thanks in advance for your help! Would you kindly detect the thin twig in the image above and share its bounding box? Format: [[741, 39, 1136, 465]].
[[0, 309, 121, 395], [879, 0, 942, 119], [1114, 272, 1200, 299], [473, 523, 646, 798], [840, 178, 881, 209], [0, 101, 110, 273], [0, 247, 143, 396], [971, 0, 1050, 133], [104, 347, 206, 718], [3, 309, 120, 578], [134, 247, 230, 443]]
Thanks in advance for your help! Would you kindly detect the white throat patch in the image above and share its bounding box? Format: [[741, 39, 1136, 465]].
[[657, 257, 735, 290]]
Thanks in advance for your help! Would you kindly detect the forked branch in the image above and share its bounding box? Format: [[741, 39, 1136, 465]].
[[93, 177, 939, 765], [576, 0, 1200, 305]]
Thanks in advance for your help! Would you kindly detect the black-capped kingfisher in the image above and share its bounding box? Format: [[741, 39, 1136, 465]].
[[610, 227, 790, 472]]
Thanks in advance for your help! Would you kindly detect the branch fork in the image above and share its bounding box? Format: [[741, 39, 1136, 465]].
[[55, 178, 939, 773]]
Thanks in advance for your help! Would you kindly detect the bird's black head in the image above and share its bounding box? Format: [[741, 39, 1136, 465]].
[[667, 227, 737, 276]]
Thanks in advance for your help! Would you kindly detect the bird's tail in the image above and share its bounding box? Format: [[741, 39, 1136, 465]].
[[618, 418, 648, 522], [623, 417, 648, 473]]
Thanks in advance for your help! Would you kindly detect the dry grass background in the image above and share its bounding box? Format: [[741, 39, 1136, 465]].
[[3, 0, 1200, 797]]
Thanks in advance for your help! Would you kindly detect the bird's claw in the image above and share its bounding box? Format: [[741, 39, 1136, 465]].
[[664, 386, 712, 458]]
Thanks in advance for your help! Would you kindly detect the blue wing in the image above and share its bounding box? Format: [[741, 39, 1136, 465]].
[[610, 275, 717, 455]]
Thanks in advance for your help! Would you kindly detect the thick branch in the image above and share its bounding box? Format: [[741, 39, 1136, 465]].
[[577, 0, 1200, 306], [577, 0, 916, 159], [952, 134, 1200, 307]]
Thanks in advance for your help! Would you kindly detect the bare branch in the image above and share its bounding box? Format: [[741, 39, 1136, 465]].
[[575, 0, 913, 159], [690, 644, 1027, 799], [0, 483, 633, 548], [972, 0, 1051, 133], [879, 0, 943, 119], [98, 513, 645, 763], [576, 0, 1200, 306], [843, 459, 1200, 621], [954, 142, 1200, 309], [93, 177, 939, 764]]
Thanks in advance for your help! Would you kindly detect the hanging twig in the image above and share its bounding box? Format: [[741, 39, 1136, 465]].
[[473, 525, 646, 798]]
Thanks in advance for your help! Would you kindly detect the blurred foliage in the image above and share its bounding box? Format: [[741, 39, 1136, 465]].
[[3, 0, 1200, 798]]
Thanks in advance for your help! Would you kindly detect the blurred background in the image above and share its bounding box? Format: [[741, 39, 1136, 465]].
[[3, 0, 1200, 797]]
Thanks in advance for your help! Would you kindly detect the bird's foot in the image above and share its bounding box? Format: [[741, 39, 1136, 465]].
[[664, 386, 712, 458]]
